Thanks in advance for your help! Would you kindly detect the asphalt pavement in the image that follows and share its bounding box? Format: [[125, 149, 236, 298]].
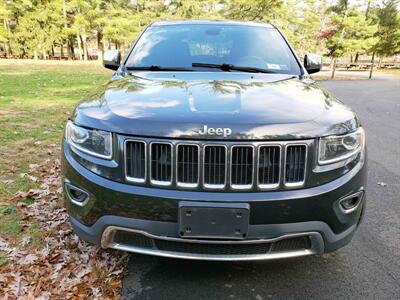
[[121, 70, 400, 300]]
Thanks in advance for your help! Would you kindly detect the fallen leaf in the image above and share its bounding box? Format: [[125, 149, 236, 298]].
[[1, 159, 128, 299]]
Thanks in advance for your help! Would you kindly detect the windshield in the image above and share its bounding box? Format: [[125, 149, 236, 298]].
[[125, 24, 301, 75]]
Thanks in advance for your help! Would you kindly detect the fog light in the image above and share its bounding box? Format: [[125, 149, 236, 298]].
[[65, 182, 89, 206], [339, 191, 364, 213]]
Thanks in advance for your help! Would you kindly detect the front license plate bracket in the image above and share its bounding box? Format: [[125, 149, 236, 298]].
[[178, 202, 250, 239]]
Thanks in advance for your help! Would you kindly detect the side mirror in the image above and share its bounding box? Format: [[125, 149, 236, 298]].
[[304, 53, 322, 74], [103, 50, 121, 71]]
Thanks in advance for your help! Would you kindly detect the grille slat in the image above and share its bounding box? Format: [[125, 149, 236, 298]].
[[151, 143, 172, 184], [177, 144, 199, 186], [125, 141, 146, 182], [285, 145, 306, 186], [231, 146, 254, 188], [125, 140, 308, 190], [204, 146, 226, 187], [258, 145, 280, 188]]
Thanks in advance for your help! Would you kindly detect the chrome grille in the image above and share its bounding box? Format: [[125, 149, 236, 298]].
[[231, 146, 254, 188], [124, 139, 309, 191], [125, 140, 146, 182], [285, 145, 307, 186], [150, 142, 172, 185], [258, 145, 281, 188], [177, 144, 200, 187], [204, 145, 226, 188]]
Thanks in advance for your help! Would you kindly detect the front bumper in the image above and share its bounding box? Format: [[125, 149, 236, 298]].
[[63, 142, 367, 260]]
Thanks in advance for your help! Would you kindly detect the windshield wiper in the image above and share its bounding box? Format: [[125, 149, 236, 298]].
[[125, 65, 193, 72], [192, 63, 276, 74]]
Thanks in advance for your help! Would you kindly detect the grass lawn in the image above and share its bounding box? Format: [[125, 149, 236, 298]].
[[0, 60, 111, 248]]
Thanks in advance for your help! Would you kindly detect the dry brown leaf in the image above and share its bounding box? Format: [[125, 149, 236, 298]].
[[1, 159, 127, 299]]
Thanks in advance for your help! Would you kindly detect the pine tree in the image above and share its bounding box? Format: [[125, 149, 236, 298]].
[[374, 0, 400, 58]]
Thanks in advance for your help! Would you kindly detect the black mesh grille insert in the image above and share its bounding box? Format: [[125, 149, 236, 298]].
[[258, 146, 280, 186], [231, 146, 254, 186], [177, 145, 199, 185], [113, 231, 153, 248], [151, 143, 172, 183], [271, 236, 311, 252], [204, 146, 226, 186], [125, 141, 146, 181], [285, 145, 307, 184], [155, 240, 271, 255]]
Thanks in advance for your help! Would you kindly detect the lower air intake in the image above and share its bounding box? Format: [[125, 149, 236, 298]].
[[108, 230, 312, 257]]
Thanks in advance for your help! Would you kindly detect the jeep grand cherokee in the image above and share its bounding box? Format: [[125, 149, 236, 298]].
[[62, 20, 367, 261]]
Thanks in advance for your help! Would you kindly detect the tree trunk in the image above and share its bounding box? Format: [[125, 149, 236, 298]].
[[365, 0, 372, 18], [97, 30, 104, 61], [42, 49, 47, 60], [70, 43, 75, 59], [331, 57, 337, 79], [51, 45, 55, 58], [67, 39, 74, 60], [63, 0, 72, 60], [3, 40, 11, 57], [378, 57, 383, 68], [3, 19, 12, 57], [81, 34, 88, 60], [60, 43, 64, 58], [369, 51, 375, 79], [76, 35, 82, 60], [354, 53, 359, 63], [33, 50, 38, 60], [83, 35, 89, 60]]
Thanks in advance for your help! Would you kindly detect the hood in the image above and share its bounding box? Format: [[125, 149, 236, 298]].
[[72, 72, 359, 140]]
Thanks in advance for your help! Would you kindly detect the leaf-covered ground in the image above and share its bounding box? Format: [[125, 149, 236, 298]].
[[0, 61, 127, 298]]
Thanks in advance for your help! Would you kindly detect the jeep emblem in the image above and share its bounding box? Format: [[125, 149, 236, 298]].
[[198, 125, 232, 137]]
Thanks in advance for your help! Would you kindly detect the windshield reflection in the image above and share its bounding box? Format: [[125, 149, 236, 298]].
[[125, 24, 301, 75]]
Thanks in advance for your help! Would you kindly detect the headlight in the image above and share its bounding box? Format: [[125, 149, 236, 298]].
[[66, 121, 112, 159], [318, 127, 365, 165]]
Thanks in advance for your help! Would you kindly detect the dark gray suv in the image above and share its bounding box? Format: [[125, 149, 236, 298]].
[[62, 20, 367, 261]]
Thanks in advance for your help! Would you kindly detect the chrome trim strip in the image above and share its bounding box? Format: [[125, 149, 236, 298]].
[[257, 144, 282, 190], [202, 144, 228, 190], [149, 142, 173, 186], [283, 143, 308, 188], [124, 139, 146, 183], [339, 190, 364, 214], [101, 226, 323, 261], [230, 145, 255, 190], [64, 181, 89, 207], [176, 143, 200, 188]]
